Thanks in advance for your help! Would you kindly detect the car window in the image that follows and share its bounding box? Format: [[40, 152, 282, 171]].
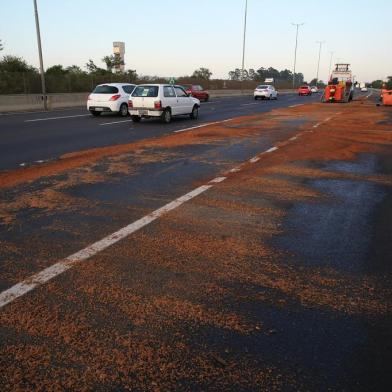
[[194, 85, 202, 91], [93, 85, 119, 94], [174, 86, 188, 98], [132, 86, 159, 97], [257, 85, 268, 89], [122, 85, 135, 94], [164, 86, 176, 97]]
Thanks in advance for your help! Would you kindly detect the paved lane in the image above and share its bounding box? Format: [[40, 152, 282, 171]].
[[0, 93, 319, 171]]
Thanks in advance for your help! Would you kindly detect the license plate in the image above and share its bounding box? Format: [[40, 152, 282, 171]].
[[139, 109, 148, 115], [95, 107, 103, 111]]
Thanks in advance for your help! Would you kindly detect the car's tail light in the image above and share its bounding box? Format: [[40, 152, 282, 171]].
[[109, 94, 121, 101], [128, 100, 133, 108], [154, 100, 162, 109]]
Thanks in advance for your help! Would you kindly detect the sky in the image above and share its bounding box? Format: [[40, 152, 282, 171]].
[[0, 0, 391, 82]]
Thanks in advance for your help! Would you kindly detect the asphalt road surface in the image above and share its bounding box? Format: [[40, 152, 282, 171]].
[[0, 90, 391, 391], [0, 92, 318, 171]]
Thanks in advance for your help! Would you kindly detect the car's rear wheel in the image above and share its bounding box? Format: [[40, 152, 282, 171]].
[[254, 96, 258, 100], [161, 108, 172, 124], [131, 115, 141, 122], [119, 103, 128, 117], [204, 95, 209, 102], [190, 105, 199, 120], [91, 111, 101, 117]]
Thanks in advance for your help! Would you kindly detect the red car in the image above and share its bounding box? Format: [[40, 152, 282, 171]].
[[298, 85, 312, 96], [183, 85, 209, 101]]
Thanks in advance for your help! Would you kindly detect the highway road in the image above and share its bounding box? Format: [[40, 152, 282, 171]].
[[0, 90, 391, 391], [0, 92, 318, 171]]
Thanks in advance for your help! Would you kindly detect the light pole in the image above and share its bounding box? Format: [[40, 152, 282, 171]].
[[315, 41, 325, 86], [328, 51, 334, 81], [240, 0, 248, 94], [292, 23, 304, 89], [33, 0, 47, 110]]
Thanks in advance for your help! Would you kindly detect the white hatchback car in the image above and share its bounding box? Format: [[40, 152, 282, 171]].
[[128, 84, 200, 123], [87, 83, 135, 117], [254, 85, 278, 100]]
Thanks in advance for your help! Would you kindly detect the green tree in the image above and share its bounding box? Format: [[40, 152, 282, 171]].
[[124, 69, 137, 82], [85, 59, 107, 75], [0, 55, 36, 73], [46, 64, 67, 75], [102, 55, 113, 72], [85, 59, 98, 73], [229, 68, 241, 80], [192, 67, 212, 80], [385, 76, 392, 90], [66, 65, 84, 74], [113, 53, 124, 71]]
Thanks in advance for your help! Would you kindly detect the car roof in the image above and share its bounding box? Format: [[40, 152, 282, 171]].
[[97, 83, 134, 87]]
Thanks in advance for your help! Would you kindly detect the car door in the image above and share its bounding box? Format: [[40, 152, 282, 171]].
[[174, 86, 193, 114], [163, 86, 179, 115]]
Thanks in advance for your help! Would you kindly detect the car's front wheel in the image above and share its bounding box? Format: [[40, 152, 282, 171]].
[[161, 108, 172, 124], [119, 103, 129, 117], [190, 105, 199, 120], [254, 96, 258, 100], [90, 111, 101, 117], [131, 115, 141, 122]]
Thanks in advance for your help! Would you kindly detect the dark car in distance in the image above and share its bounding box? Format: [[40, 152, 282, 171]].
[[182, 85, 209, 101]]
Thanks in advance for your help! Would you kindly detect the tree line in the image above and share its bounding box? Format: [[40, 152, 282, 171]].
[[228, 67, 305, 85]]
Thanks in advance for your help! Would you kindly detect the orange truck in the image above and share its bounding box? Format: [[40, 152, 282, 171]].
[[382, 90, 392, 106], [322, 64, 354, 103]]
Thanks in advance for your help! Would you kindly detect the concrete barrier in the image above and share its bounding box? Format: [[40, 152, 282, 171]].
[[0, 89, 295, 113]]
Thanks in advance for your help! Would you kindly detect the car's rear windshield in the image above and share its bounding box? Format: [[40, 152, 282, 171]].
[[93, 85, 119, 94], [300, 86, 309, 88], [122, 85, 135, 94], [257, 85, 269, 89], [132, 86, 159, 97]]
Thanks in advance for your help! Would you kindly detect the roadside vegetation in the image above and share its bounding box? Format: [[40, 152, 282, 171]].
[[0, 44, 386, 94]]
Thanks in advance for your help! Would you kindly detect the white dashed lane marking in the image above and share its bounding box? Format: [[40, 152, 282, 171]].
[[25, 114, 90, 122], [174, 118, 233, 133]]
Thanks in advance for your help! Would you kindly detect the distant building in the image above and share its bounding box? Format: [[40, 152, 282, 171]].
[[113, 42, 125, 72]]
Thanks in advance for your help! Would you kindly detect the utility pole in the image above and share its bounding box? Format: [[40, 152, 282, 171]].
[[328, 51, 334, 81], [292, 23, 304, 89], [33, 0, 47, 110], [240, 0, 248, 94], [315, 41, 325, 86]]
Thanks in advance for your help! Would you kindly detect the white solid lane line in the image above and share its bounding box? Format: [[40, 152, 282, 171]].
[[0, 137, 288, 309], [265, 146, 278, 153], [174, 118, 233, 133], [209, 177, 227, 184], [289, 104, 304, 108], [99, 119, 133, 126], [241, 102, 261, 106], [0, 184, 213, 309], [25, 114, 90, 122]]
